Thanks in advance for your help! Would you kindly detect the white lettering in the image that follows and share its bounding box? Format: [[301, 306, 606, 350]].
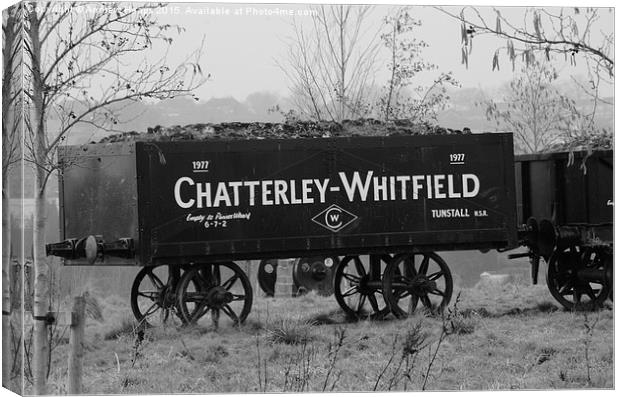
[[426, 175, 433, 199], [262, 180, 273, 205], [373, 176, 388, 201], [462, 174, 480, 198], [433, 175, 446, 199], [339, 171, 373, 202], [412, 176, 424, 199], [302, 179, 314, 204], [396, 175, 409, 200], [244, 181, 259, 206], [274, 180, 289, 205], [314, 178, 329, 203], [447, 175, 461, 198], [389, 176, 396, 200], [229, 181, 242, 206], [196, 182, 211, 208], [174, 177, 195, 209], [173, 171, 481, 209], [290, 179, 302, 204], [213, 182, 231, 207]]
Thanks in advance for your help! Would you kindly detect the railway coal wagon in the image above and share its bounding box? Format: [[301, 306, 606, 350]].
[[47, 133, 518, 325], [511, 150, 613, 310]]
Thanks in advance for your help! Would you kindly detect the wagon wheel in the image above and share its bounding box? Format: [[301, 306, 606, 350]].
[[546, 245, 611, 310], [130, 265, 195, 327], [257, 259, 278, 297], [177, 262, 253, 327], [334, 255, 392, 319], [382, 252, 453, 318]]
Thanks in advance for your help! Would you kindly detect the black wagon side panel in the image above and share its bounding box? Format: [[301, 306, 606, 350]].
[[135, 134, 517, 265], [515, 150, 613, 240], [59, 143, 140, 266]]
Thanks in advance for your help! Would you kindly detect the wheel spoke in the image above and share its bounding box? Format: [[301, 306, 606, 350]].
[[221, 304, 240, 324], [407, 297, 418, 314], [368, 293, 380, 313], [559, 284, 573, 296], [396, 289, 411, 299], [159, 308, 170, 323], [573, 288, 582, 304], [353, 257, 367, 277], [196, 269, 210, 287], [143, 302, 160, 317], [342, 272, 360, 283], [427, 271, 444, 281], [584, 284, 597, 300], [231, 294, 246, 301], [356, 294, 367, 313], [192, 301, 210, 321], [138, 291, 159, 300], [418, 255, 430, 275], [341, 286, 358, 297], [211, 308, 220, 327], [213, 265, 221, 285], [428, 288, 445, 297], [420, 295, 433, 309], [404, 257, 417, 277], [147, 271, 164, 289], [221, 274, 239, 290]]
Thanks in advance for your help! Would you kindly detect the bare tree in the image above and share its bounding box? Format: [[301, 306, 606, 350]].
[[483, 61, 579, 153], [2, 3, 23, 389], [436, 6, 613, 75], [378, 7, 459, 122], [22, 2, 205, 393], [436, 6, 613, 147], [278, 5, 382, 121]]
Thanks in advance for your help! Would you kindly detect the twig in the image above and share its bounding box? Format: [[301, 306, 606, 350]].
[[322, 326, 346, 391], [373, 334, 399, 391], [179, 338, 195, 361], [582, 312, 600, 385], [255, 334, 263, 392]]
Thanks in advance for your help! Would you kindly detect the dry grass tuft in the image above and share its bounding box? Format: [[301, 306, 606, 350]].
[[265, 317, 316, 345], [448, 315, 477, 335]]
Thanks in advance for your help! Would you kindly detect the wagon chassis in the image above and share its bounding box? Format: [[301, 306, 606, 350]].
[[126, 251, 455, 327]]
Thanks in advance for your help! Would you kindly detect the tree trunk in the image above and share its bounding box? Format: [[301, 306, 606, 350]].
[[28, 8, 50, 394], [32, 180, 50, 395], [68, 296, 85, 394], [2, 8, 17, 383], [2, 184, 11, 387]]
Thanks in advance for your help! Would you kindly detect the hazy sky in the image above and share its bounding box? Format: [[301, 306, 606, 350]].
[[142, 0, 614, 101]]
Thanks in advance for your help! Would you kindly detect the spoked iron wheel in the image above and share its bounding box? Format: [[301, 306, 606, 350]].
[[382, 252, 453, 318], [130, 265, 187, 327], [334, 255, 393, 319], [176, 262, 253, 327], [547, 245, 611, 310]]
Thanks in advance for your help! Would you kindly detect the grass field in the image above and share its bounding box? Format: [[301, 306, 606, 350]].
[[14, 277, 613, 394]]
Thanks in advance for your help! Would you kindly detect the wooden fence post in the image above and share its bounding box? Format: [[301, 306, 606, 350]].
[[68, 296, 85, 394]]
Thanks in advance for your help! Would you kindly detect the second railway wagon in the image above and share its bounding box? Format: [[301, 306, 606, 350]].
[[47, 133, 517, 325]]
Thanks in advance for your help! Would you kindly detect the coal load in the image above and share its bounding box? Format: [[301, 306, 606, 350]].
[[98, 119, 472, 143]]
